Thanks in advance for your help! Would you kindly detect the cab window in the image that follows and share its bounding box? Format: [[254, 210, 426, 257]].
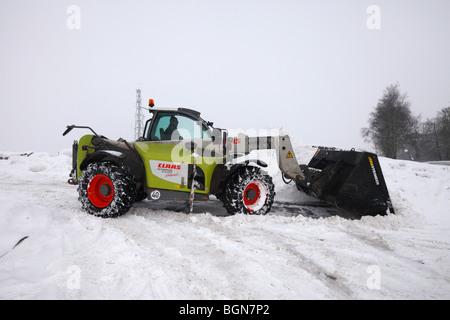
[[149, 112, 210, 141]]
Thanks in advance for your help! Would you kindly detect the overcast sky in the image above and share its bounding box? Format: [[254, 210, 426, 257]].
[[1, 0, 449, 154]]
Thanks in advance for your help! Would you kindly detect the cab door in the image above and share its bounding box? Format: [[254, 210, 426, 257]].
[[135, 111, 213, 194]]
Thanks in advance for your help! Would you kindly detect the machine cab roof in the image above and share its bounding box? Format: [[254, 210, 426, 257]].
[[141, 106, 213, 142]]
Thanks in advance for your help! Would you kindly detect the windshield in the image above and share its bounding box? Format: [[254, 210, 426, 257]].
[[148, 112, 211, 141]]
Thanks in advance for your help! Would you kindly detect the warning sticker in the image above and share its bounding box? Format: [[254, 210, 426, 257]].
[[286, 151, 293, 159], [368, 157, 380, 186], [150, 160, 188, 184]]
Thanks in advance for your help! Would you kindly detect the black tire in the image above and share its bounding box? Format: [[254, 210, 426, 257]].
[[223, 166, 275, 215], [78, 162, 136, 218]]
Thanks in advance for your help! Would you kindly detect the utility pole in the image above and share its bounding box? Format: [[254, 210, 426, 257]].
[[134, 88, 144, 140]]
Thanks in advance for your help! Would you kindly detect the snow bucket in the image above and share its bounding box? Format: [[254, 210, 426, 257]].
[[297, 148, 395, 216]]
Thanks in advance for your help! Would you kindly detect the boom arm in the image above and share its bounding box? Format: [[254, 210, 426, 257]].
[[228, 134, 304, 182], [228, 134, 394, 216]]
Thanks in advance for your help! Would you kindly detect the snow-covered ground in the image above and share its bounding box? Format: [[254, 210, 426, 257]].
[[0, 141, 449, 300]]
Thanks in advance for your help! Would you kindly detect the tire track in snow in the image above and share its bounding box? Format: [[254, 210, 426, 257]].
[[100, 210, 318, 299], [240, 224, 357, 299]]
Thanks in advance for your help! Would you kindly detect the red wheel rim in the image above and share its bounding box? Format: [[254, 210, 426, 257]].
[[243, 180, 267, 212], [87, 174, 114, 208], [244, 182, 261, 207]]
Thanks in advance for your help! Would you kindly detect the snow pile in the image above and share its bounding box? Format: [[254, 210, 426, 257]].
[[380, 158, 450, 226], [0, 145, 449, 299]]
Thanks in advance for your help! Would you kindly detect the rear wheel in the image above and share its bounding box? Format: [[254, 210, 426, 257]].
[[223, 166, 275, 215], [78, 162, 136, 218]]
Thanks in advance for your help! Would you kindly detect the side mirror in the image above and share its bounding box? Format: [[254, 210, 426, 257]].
[[63, 125, 75, 136], [212, 128, 222, 145], [222, 130, 228, 155]]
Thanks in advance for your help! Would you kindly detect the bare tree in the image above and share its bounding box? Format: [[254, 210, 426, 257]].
[[362, 84, 414, 159], [419, 119, 442, 161], [435, 106, 450, 159]]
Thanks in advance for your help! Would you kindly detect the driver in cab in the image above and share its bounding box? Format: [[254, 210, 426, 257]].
[[161, 116, 182, 140]]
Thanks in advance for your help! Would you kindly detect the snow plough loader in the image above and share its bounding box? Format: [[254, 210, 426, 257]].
[[63, 101, 394, 218]]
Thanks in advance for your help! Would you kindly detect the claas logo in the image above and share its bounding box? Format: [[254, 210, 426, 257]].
[[158, 163, 181, 170]]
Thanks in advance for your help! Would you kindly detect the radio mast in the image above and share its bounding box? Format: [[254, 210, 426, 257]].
[[134, 88, 144, 140]]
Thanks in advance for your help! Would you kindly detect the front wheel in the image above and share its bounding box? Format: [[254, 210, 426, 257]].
[[78, 162, 136, 218], [223, 166, 275, 215]]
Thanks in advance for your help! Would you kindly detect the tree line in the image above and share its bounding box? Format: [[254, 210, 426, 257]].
[[362, 83, 450, 161]]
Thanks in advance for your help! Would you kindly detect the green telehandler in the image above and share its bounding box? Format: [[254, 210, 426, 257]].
[[63, 100, 394, 218]]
